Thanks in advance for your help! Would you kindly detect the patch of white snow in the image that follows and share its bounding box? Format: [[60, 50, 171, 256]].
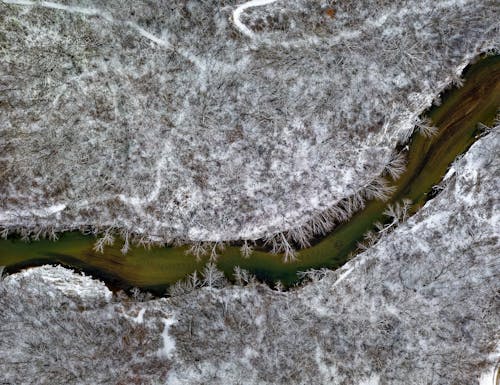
[[158, 317, 177, 359], [233, 0, 279, 38], [359, 374, 380, 385]]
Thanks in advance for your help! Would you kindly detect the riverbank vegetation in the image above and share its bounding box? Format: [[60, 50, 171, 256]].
[[1, 125, 498, 383], [1, 0, 498, 245], [1, 54, 499, 293]]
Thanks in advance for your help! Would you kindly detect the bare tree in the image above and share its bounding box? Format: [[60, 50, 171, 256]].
[[297, 268, 330, 283], [135, 235, 153, 250], [384, 152, 407, 180], [202, 263, 226, 288], [287, 227, 311, 249], [383, 198, 412, 225], [265, 233, 297, 262], [240, 240, 254, 258], [208, 242, 225, 262], [416, 117, 439, 138], [233, 266, 256, 286], [93, 228, 115, 254], [0, 227, 9, 239], [362, 177, 396, 201], [274, 280, 284, 292], [185, 241, 208, 260], [120, 230, 131, 255]]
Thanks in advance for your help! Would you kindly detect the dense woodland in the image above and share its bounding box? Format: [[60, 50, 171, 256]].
[[0, 1, 499, 383], [1, 0, 498, 253], [1, 128, 498, 384]]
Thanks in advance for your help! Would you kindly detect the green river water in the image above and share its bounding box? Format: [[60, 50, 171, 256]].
[[1, 55, 499, 294]]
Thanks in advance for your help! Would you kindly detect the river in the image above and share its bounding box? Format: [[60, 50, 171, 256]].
[[1, 55, 498, 295]]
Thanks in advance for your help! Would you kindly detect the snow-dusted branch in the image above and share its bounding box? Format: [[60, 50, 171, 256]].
[[416, 117, 439, 138], [384, 152, 407, 180], [93, 228, 115, 253], [233, 266, 256, 285], [264, 232, 297, 262], [185, 241, 208, 260], [358, 198, 413, 251], [240, 240, 253, 258], [201, 263, 226, 288]]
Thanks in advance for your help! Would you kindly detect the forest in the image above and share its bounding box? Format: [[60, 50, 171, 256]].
[[0, 0, 498, 384]]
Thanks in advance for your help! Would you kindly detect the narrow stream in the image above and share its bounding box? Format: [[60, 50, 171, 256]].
[[1, 55, 498, 295]]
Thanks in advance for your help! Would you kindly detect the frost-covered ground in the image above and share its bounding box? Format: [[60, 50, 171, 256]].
[[1, 127, 498, 384], [0, 0, 498, 243]]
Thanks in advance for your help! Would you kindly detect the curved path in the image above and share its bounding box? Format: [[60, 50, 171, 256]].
[[232, 0, 279, 38], [1, 0, 203, 66]]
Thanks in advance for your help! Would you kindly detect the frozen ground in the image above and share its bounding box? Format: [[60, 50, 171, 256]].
[[0, 0, 498, 243], [1, 126, 498, 384]]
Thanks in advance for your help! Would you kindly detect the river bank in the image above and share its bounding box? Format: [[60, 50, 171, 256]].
[[1, 54, 498, 294]]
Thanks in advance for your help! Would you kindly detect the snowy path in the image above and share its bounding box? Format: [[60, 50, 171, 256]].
[[232, 0, 279, 38], [158, 318, 177, 358], [331, 266, 355, 288], [2, 0, 114, 21], [1, 0, 201, 67], [0, 204, 66, 221], [232, 0, 477, 48]]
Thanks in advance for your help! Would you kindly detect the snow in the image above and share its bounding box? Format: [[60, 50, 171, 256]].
[[443, 166, 456, 181], [232, 0, 279, 38], [0, 4, 498, 380], [2, 0, 113, 20], [164, 372, 184, 385], [331, 266, 355, 288], [2, 0, 204, 67], [1, 0, 497, 243], [478, 367, 497, 385], [158, 317, 177, 359], [0, 203, 66, 221], [359, 374, 380, 385], [133, 308, 146, 324], [314, 345, 338, 381], [32, 203, 67, 217], [0, 123, 498, 384], [10, 265, 112, 303], [254, 313, 265, 326], [478, 344, 500, 385]]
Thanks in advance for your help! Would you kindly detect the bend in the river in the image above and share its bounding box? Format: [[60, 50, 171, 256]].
[[1, 55, 499, 295]]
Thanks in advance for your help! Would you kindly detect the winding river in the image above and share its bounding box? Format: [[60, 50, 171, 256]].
[[1, 55, 499, 295]]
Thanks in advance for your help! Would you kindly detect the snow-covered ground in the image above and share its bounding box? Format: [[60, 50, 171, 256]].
[[1, 128, 498, 384], [0, 0, 497, 243], [12, 264, 112, 303]]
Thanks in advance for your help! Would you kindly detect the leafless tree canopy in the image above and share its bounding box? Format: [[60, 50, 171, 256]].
[[1, 0, 497, 245], [1, 129, 498, 385]]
